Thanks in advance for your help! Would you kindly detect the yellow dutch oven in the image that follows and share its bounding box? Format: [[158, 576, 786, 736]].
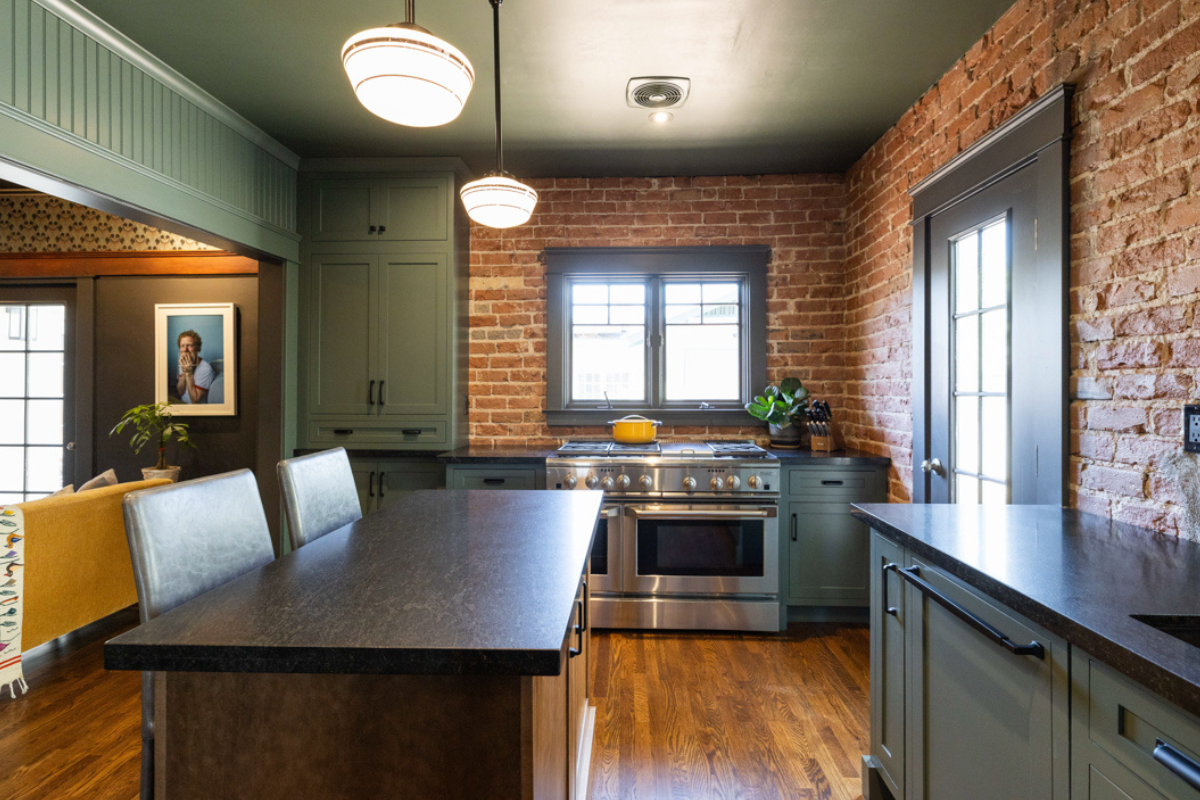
[[608, 415, 662, 444]]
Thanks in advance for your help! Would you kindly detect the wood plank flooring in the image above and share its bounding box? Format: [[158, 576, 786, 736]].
[[0, 617, 868, 800]]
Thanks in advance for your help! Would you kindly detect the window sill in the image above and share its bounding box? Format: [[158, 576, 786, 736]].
[[545, 409, 759, 428]]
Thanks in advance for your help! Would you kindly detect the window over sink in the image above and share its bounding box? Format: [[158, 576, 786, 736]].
[[545, 246, 768, 426]]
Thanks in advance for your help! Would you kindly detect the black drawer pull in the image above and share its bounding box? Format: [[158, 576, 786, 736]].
[[1154, 739, 1200, 791], [791, 513, 798, 542], [368, 380, 375, 405], [333, 429, 354, 435], [378, 225, 386, 234], [822, 479, 844, 486], [483, 478, 506, 485], [379, 472, 386, 499], [368, 471, 376, 498], [368, 225, 377, 234], [379, 380, 386, 406], [402, 429, 423, 436], [896, 565, 1045, 659]]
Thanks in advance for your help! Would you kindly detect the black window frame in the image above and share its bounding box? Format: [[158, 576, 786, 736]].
[[545, 246, 768, 427]]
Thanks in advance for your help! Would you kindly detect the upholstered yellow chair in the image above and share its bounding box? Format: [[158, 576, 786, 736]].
[[18, 479, 170, 651]]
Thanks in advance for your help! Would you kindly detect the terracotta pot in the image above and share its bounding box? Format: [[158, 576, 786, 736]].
[[608, 415, 661, 444], [142, 466, 182, 483], [768, 423, 804, 450]]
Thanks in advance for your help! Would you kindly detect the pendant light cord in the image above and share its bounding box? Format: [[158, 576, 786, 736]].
[[405, 0, 415, 24], [491, 0, 503, 174]]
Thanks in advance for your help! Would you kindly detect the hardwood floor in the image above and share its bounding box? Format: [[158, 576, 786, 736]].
[[0, 617, 869, 800]]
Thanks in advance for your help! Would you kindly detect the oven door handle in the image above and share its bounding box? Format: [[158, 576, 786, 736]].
[[626, 507, 778, 519]]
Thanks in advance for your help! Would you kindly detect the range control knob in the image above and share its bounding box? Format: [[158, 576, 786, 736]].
[[747, 475, 760, 489], [616, 474, 631, 490], [638, 474, 654, 490], [600, 476, 615, 491], [585, 474, 600, 490], [711, 477, 724, 491], [564, 475, 578, 489], [727, 475, 741, 490], [682, 476, 697, 492]]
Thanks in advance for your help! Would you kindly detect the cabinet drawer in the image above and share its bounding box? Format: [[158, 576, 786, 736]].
[[450, 468, 539, 490], [787, 470, 872, 499], [1087, 659, 1200, 800], [308, 420, 447, 447]]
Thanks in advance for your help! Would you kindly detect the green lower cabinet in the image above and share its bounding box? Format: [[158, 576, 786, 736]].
[[351, 458, 444, 514], [446, 465, 544, 490], [869, 531, 907, 800]]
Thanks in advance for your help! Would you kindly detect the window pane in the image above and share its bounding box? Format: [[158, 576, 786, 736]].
[[610, 284, 645, 304], [572, 284, 608, 305], [573, 306, 607, 325], [955, 315, 979, 393], [703, 304, 739, 324], [666, 305, 701, 325], [665, 284, 701, 304], [0, 353, 23, 397], [0, 401, 23, 444], [981, 221, 1007, 308], [0, 307, 24, 351], [27, 353, 64, 398], [0, 493, 22, 504], [26, 446, 63, 492], [702, 283, 739, 304], [665, 324, 739, 400], [982, 396, 1008, 480], [0, 447, 22, 491], [955, 395, 979, 475], [981, 309, 1007, 394], [27, 400, 62, 445], [956, 474, 979, 505], [609, 305, 644, 325], [954, 233, 979, 313], [27, 306, 65, 351], [572, 326, 645, 401], [982, 480, 1007, 505]]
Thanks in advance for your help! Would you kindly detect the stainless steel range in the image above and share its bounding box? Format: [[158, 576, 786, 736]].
[[546, 441, 781, 632]]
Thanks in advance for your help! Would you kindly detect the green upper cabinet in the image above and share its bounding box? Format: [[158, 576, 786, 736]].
[[310, 178, 449, 242], [378, 254, 448, 416]]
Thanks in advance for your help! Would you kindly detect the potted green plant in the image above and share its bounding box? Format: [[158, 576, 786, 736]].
[[110, 402, 196, 482], [745, 377, 810, 449]]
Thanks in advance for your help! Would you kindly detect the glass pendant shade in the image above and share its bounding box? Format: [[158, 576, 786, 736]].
[[460, 175, 538, 228], [342, 25, 474, 127]]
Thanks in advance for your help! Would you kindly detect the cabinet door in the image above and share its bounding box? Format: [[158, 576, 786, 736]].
[[349, 460, 377, 516], [377, 254, 448, 416], [907, 557, 1065, 800], [870, 531, 907, 800], [374, 178, 449, 241], [310, 180, 376, 241], [567, 581, 591, 800], [308, 254, 378, 416], [376, 462, 445, 510], [788, 502, 870, 604]]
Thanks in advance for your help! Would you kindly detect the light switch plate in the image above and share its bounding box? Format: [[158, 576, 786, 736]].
[[1185, 405, 1200, 453]]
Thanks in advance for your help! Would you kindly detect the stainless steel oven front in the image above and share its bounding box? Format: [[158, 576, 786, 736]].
[[588, 503, 624, 593]]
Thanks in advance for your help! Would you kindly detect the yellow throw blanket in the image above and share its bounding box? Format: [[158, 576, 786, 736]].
[[0, 506, 25, 699]]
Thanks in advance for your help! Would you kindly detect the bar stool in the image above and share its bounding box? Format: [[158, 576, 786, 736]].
[[277, 447, 362, 551], [122, 469, 275, 800]]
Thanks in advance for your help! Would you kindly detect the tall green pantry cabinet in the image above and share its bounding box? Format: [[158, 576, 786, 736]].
[[296, 160, 471, 500]]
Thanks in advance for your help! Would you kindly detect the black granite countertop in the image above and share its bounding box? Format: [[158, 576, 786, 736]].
[[437, 446, 558, 464], [852, 503, 1200, 718], [105, 490, 602, 676], [766, 447, 891, 466]]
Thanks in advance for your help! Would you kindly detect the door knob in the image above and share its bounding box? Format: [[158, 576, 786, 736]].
[[921, 458, 945, 476], [66, 442, 76, 451]]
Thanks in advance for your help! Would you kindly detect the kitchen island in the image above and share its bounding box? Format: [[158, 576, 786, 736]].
[[105, 490, 603, 800]]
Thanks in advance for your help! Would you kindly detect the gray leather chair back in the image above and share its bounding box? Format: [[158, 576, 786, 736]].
[[123, 468, 275, 623], [277, 447, 362, 551]]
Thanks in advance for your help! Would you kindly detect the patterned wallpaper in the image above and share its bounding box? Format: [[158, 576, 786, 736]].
[[0, 193, 216, 252]]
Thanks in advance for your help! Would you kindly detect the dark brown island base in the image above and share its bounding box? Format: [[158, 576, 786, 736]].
[[105, 490, 603, 800]]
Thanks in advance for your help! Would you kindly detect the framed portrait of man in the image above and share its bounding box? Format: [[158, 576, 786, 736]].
[[154, 303, 237, 416]]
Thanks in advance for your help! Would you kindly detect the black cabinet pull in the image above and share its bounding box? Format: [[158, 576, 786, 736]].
[[581, 579, 588, 632], [333, 429, 354, 435], [379, 380, 386, 406], [379, 472, 386, 499], [791, 513, 798, 541], [402, 429, 423, 436], [368, 225, 377, 234], [896, 565, 1045, 659], [483, 478, 505, 485], [378, 225, 386, 234], [369, 380, 375, 405], [568, 597, 584, 658], [822, 479, 844, 486], [368, 471, 376, 498], [883, 563, 900, 617], [1154, 739, 1200, 791]]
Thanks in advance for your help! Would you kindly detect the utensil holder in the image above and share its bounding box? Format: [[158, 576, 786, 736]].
[[808, 420, 840, 452]]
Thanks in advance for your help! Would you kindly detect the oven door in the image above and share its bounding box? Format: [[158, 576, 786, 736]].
[[623, 504, 779, 595], [588, 504, 624, 593]]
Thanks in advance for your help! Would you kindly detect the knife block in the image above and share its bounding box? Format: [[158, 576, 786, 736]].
[[809, 421, 841, 452]]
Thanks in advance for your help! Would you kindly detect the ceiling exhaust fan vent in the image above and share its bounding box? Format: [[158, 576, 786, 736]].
[[627, 77, 690, 109]]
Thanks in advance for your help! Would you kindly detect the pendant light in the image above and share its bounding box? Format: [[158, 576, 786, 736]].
[[460, 0, 538, 229], [342, 0, 474, 128]]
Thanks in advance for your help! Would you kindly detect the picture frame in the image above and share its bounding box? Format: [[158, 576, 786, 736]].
[[154, 303, 237, 416]]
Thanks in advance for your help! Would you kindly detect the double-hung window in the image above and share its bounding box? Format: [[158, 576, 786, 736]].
[[545, 246, 768, 426]]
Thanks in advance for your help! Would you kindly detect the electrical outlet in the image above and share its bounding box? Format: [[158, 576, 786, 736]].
[[1186, 405, 1200, 453]]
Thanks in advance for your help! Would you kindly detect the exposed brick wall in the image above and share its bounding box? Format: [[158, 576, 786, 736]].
[[467, 175, 847, 446], [843, 0, 1200, 527]]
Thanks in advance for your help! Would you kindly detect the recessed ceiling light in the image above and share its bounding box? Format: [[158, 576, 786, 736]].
[[649, 111, 674, 124]]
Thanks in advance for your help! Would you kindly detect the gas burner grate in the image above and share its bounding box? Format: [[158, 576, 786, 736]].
[[609, 442, 661, 455], [706, 440, 769, 457], [555, 441, 612, 456]]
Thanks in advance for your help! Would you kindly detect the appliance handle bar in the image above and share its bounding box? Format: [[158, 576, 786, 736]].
[[1154, 739, 1200, 792], [627, 507, 778, 519], [883, 562, 899, 617], [896, 566, 1044, 659]]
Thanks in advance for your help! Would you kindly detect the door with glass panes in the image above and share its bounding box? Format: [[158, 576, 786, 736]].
[[924, 165, 1057, 505], [0, 288, 75, 502]]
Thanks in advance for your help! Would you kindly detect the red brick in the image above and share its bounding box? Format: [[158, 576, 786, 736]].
[[1113, 373, 1193, 399], [1095, 341, 1164, 368], [1112, 305, 1188, 335], [1081, 464, 1145, 497], [1088, 407, 1149, 432], [1170, 338, 1200, 366]]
